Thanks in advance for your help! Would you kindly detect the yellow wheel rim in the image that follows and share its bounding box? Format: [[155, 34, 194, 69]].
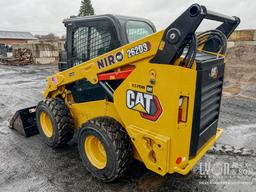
[[84, 135, 107, 169], [39, 111, 53, 138]]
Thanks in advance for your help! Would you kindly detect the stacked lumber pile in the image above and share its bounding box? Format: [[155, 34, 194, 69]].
[[0, 48, 33, 65]]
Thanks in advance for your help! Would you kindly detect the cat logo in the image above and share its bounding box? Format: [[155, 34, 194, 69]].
[[210, 66, 218, 79], [126, 90, 162, 121]]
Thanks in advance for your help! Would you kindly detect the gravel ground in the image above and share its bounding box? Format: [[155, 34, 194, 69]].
[[0, 64, 256, 192]]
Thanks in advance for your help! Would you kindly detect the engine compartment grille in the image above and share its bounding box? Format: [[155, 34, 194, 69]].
[[189, 56, 224, 158], [200, 80, 222, 131]]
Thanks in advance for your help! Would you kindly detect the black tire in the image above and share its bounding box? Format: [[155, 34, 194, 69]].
[[36, 98, 74, 147], [78, 117, 132, 182]]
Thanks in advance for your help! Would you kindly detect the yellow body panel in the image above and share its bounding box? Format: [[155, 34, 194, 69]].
[[69, 100, 122, 128], [114, 62, 198, 175], [42, 26, 224, 176]]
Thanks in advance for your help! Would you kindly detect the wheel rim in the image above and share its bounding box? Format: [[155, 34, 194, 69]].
[[39, 111, 53, 138], [84, 135, 107, 169]]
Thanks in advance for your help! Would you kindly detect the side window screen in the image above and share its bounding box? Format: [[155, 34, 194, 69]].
[[126, 21, 154, 43], [72, 27, 89, 66], [72, 21, 119, 66]]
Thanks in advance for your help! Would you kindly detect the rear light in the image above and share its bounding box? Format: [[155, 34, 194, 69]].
[[178, 108, 183, 122], [176, 157, 182, 164], [178, 96, 188, 123]]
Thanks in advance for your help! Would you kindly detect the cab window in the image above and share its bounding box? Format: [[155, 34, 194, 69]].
[[126, 20, 154, 42], [72, 21, 119, 66]]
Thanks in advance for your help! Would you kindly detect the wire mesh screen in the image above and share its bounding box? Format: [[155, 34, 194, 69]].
[[126, 21, 154, 42], [72, 27, 89, 66], [72, 21, 119, 66]]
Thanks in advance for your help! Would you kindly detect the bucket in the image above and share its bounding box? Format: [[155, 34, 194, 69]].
[[9, 106, 39, 137]]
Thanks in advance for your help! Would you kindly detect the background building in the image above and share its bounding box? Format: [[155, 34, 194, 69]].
[[0, 31, 37, 45]]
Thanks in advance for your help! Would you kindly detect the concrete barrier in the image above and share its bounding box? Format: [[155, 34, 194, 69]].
[[13, 40, 64, 65], [227, 41, 256, 48], [228, 30, 256, 48], [229, 30, 256, 41]]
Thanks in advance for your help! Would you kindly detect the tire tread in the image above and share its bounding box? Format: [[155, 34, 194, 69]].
[[81, 117, 132, 182], [38, 98, 74, 147]]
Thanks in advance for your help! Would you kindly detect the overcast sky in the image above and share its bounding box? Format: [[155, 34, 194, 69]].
[[0, 0, 255, 35]]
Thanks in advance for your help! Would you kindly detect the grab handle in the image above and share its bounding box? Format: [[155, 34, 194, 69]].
[[205, 9, 237, 23]]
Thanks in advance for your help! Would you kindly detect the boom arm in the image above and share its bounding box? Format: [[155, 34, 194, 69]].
[[44, 4, 240, 98]]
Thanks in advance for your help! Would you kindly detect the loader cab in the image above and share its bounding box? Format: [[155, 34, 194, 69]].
[[59, 14, 156, 71], [59, 15, 156, 103]]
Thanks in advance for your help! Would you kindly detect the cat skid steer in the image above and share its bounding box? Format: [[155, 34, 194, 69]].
[[10, 4, 240, 182]]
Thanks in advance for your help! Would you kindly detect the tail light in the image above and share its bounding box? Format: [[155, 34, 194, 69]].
[[178, 96, 189, 123]]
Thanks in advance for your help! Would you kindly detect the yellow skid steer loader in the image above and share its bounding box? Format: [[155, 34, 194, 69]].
[[10, 4, 240, 182]]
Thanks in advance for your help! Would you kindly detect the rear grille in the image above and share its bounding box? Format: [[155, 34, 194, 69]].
[[189, 57, 224, 158], [200, 80, 222, 131]]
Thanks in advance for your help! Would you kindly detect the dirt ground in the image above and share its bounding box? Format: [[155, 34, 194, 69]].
[[0, 46, 256, 192]]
